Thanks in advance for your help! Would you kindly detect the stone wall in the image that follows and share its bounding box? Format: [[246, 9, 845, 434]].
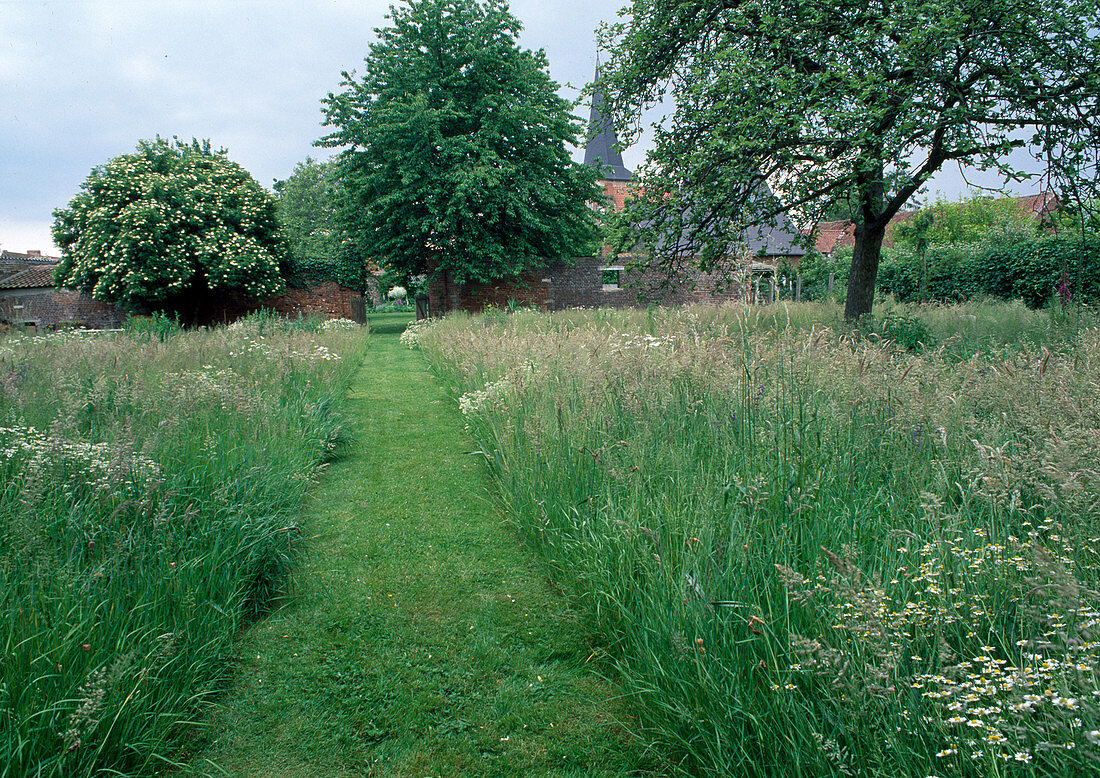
[[0, 288, 126, 329]]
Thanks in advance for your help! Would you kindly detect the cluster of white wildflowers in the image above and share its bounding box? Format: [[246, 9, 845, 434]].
[[226, 336, 274, 358], [0, 424, 161, 495], [914, 640, 1099, 767], [321, 317, 359, 331], [777, 525, 1100, 768], [305, 344, 341, 361], [165, 367, 259, 414], [458, 379, 512, 417], [399, 318, 435, 349], [608, 331, 665, 354]]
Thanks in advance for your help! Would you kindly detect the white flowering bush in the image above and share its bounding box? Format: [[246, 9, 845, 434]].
[[52, 137, 285, 318], [399, 318, 435, 349], [387, 285, 407, 300]]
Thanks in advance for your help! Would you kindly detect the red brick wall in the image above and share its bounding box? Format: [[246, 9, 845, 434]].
[[261, 281, 363, 320], [425, 257, 782, 316], [211, 281, 366, 324]]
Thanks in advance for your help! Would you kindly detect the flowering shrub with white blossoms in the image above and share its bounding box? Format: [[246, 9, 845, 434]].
[[51, 137, 285, 314], [387, 286, 407, 300]]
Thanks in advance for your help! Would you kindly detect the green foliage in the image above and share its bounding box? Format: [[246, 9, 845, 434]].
[[272, 157, 372, 291], [597, 0, 1100, 318], [876, 313, 937, 352], [319, 0, 601, 286], [52, 138, 286, 320], [878, 242, 982, 303], [878, 229, 1100, 309], [123, 311, 182, 342], [893, 194, 1035, 249], [273, 157, 342, 263], [0, 323, 366, 776]]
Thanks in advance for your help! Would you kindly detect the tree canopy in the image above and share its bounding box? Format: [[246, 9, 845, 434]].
[[318, 0, 601, 285], [892, 194, 1035, 249], [273, 157, 343, 265], [52, 137, 285, 320], [598, 0, 1100, 318], [272, 157, 371, 290]]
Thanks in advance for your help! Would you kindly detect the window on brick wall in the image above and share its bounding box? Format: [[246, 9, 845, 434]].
[[601, 266, 623, 290]]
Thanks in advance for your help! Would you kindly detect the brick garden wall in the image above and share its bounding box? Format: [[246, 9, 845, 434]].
[[0, 288, 126, 329], [261, 281, 364, 320], [425, 256, 776, 316], [208, 280, 367, 325]]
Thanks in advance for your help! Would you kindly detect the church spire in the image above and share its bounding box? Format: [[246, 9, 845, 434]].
[[583, 67, 632, 182]]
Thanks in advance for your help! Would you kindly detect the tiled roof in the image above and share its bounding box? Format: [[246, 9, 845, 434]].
[[811, 220, 855, 254], [646, 187, 808, 259], [0, 250, 58, 262], [0, 260, 59, 290]]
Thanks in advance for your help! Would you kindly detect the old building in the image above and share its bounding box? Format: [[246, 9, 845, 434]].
[[426, 70, 806, 316], [0, 251, 126, 330]]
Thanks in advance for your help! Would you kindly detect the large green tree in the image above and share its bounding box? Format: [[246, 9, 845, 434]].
[[318, 0, 601, 286], [272, 157, 371, 291], [273, 157, 343, 265], [53, 138, 285, 320], [598, 0, 1100, 319]]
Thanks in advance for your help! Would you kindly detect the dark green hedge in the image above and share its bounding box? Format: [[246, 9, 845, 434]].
[[877, 230, 1100, 308]]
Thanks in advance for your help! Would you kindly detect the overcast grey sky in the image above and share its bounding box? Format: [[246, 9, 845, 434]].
[[1, 0, 1042, 255]]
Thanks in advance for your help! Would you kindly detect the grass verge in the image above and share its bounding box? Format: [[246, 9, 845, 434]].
[[415, 300, 1100, 777], [1, 314, 366, 777], [186, 314, 652, 777]]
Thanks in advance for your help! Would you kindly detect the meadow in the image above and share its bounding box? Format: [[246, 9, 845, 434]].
[[412, 298, 1100, 777], [0, 314, 367, 776]]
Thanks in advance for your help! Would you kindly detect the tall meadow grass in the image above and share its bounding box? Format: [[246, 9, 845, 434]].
[[415, 300, 1100, 777], [0, 314, 367, 776]]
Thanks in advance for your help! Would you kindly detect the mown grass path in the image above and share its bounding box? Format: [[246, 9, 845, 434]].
[[186, 315, 649, 777]]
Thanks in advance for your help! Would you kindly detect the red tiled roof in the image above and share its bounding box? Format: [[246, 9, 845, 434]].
[[0, 261, 59, 290], [811, 220, 855, 254]]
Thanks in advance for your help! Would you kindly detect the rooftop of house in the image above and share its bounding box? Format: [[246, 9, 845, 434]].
[[0, 255, 60, 290], [648, 200, 808, 260], [583, 71, 803, 258], [1, 249, 58, 263]]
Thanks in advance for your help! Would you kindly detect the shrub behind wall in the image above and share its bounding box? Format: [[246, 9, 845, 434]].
[[877, 230, 1100, 308]]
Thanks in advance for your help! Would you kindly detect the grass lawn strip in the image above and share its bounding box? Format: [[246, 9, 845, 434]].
[[187, 313, 649, 777]]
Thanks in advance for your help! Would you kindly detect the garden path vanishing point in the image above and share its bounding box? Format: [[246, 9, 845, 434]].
[[185, 316, 650, 777]]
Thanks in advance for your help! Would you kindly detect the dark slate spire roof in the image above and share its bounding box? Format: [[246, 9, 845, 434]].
[[584, 72, 632, 182]]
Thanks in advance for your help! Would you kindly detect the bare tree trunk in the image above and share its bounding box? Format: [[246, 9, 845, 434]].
[[843, 221, 886, 320]]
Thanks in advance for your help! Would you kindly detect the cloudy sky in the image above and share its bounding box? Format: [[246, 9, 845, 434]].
[[1, 0, 1042, 256]]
